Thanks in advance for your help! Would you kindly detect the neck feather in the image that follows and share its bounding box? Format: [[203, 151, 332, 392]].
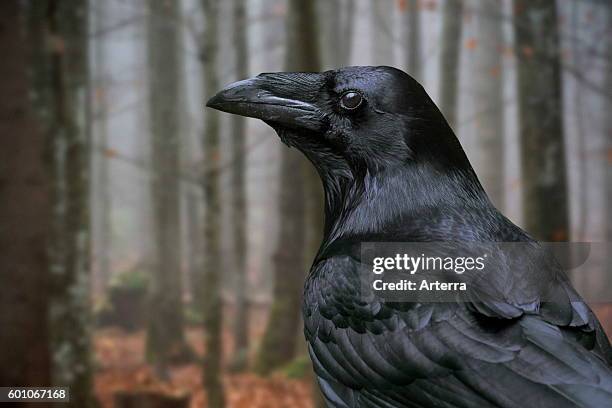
[[319, 162, 489, 251]]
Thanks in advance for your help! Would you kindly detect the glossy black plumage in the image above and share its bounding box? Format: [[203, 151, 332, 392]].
[[207, 66, 612, 407]]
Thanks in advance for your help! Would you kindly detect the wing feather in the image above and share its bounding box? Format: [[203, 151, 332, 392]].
[[304, 256, 612, 407]]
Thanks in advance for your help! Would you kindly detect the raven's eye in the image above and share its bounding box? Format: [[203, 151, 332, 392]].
[[340, 91, 363, 110]]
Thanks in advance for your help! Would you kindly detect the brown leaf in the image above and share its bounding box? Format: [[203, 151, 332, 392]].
[[465, 38, 477, 50], [103, 148, 118, 158], [551, 229, 568, 242]]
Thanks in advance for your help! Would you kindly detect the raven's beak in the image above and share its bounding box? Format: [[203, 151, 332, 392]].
[[206, 73, 325, 131]]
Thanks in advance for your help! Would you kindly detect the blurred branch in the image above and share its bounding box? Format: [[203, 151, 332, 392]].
[[467, 1, 612, 100], [89, 14, 143, 38], [92, 134, 273, 189], [369, 0, 612, 101]]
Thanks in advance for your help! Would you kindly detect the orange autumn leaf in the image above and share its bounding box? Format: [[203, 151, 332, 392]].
[[489, 65, 501, 78], [521, 46, 534, 58], [465, 37, 477, 50], [551, 229, 568, 242], [103, 148, 119, 158], [397, 0, 407, 12]]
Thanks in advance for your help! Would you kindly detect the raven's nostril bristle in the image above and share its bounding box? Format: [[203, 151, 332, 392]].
[[205, 93, 222, 109], [205, 74, 323, 131]]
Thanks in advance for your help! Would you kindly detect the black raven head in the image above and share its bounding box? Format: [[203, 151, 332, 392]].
[[207, 66, 485, 235], [207, 66, 472, 179]]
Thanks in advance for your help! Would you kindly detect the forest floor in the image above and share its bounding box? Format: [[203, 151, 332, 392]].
[[93, 304, 612, 408], [93, 328, 313, 408], [93, 303, 314, 408]]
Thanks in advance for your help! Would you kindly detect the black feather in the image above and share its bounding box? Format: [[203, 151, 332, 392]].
[[207, 66, 612, 407]]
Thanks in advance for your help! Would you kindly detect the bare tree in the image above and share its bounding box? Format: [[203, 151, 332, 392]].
[[472, 0, 504, 208], [0, 0, 52, 393], [319, 0, 355, 69], [514, 0, 569, 242], [403, 0, 422, 81], [372, 0, 395, 65], [145, 0, 190, 376], [439, 0, 464, 128], [185, 188, 202, 305], [228, 0, 250, 373], [91, 0, 112, 294], [255, 0, 321, 375], [23, 1, 97, 406], [200, 0, 225, 406]]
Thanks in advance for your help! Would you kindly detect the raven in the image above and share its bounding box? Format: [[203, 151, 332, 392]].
[[207, 66, 612, 407]]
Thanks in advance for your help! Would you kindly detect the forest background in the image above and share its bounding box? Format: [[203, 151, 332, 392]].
[[1, 0, 611, 407]]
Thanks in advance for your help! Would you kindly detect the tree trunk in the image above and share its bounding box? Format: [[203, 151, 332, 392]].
[[403, 0, 421, 81], [299, 1, 324, 273], [0, 0, 52, 395], [228, 0, 250, 373], [41, 1, 96, 405], [200, 1, 225, 406], [25, 1, 97, 406], [319, 0, 341, 69], [439, 0, 464, 128], [340, 0, 356, 66], [145, 0, 189, 375], [186, 190, 202, 305], [255, 0, 322, 376], [472, 0, 504, 209], [514, 0, 569, 242], [319, 0, 355, 69], [92, 0, 112, 295], [371, 0, 395, 66]]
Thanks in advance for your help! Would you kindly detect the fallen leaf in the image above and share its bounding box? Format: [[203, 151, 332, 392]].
[[551, 229, 568, 242], [465, 38, 477, 50], [489, 65, 501, 78], [103, 148, 119, 158]]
